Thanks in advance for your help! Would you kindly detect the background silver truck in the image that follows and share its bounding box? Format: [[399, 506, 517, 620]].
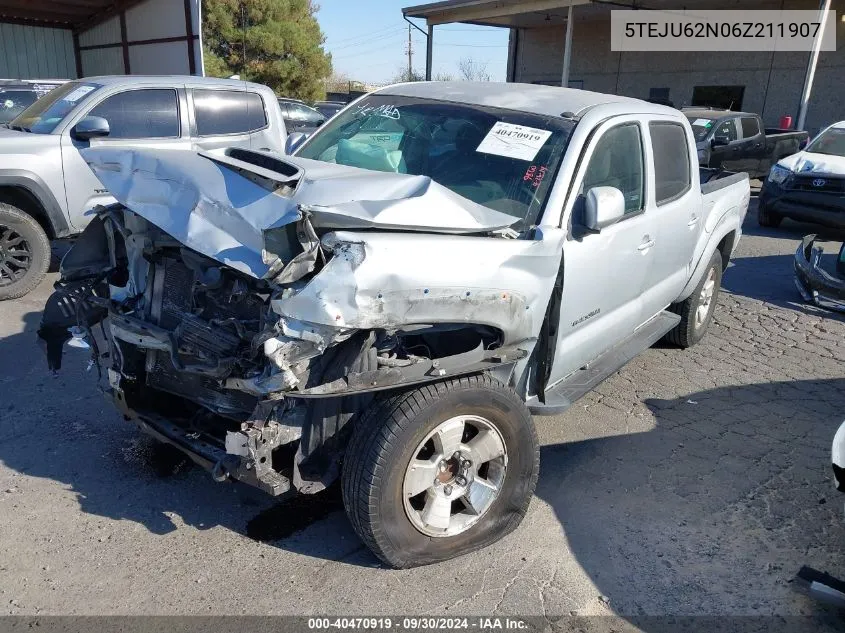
[[42, 82, 750, 568], [0, 75, 287, 300]]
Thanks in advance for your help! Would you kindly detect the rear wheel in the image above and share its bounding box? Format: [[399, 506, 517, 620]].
[[665, 250, 723, 348], [341, 375, 539, 568], [0, 202, 51, 300], [757, 200, 782, 228]]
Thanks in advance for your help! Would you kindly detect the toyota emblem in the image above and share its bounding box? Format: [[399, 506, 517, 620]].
[[812, 178, 826, 187]]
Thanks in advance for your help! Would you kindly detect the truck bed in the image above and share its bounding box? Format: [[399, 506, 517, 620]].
[[699, 167, 748, 196]]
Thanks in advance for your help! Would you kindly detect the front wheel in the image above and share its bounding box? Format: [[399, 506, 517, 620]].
[[342, 375, 539, 568], [757, 200, 782, 228], [0, 202, 51, 300], [664, 250, 723, 348]]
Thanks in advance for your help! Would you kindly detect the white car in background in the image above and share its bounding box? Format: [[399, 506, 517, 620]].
[[759, 121, 845, 229]]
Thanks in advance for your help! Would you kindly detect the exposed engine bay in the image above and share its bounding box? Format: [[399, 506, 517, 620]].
[[39, 147, 564, 496]]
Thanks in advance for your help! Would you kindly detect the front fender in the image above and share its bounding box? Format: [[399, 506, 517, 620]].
[[0, 170, 70, 237]]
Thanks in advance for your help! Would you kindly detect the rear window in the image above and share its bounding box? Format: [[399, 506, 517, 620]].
[[193, 89, 267, 136], [649, 122, 691, 205], [740, 116, 760, 138]]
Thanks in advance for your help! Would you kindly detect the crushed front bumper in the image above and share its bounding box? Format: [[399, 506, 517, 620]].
[[794, 234, 845, 313], [760, 182, 845, 230]]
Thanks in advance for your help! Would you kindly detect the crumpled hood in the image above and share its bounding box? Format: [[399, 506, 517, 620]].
[[778, 151, 845, 176], [81, 147, 519, 278]]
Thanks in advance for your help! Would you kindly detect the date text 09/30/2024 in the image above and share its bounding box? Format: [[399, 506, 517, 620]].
[[307, 617, 530, 630]]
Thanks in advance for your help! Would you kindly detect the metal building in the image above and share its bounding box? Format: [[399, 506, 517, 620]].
[[0, 0, 202, 79], [403, 0, 844, 133]]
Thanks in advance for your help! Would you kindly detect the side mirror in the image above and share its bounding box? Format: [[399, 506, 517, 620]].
[[584, 186, 625, 232], [316, 119, 325, 127], [711, 136, 729, 147], [71, 116, 110, 141], [285, 132, 307, 155]]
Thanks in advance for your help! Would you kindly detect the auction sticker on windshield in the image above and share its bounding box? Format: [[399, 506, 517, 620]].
[[62, 85, 96, 103], [476, 121, 552, 161]]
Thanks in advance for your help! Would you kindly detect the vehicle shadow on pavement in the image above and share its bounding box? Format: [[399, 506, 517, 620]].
[[723, 251, 845, 324], [0, 310, 367, 565], [4, 310, 845, 585], [533, 378, 845, 618]]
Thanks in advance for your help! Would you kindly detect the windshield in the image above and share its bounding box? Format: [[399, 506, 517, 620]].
[[686, 116, 716, 141], [297, 94, 574, 227], [9, 81, 100, 133], [0, 90, 38, 124], [805, 126, 845, 157]]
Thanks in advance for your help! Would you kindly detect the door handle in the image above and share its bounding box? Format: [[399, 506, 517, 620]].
[[637, 237, 655, 251], [688, 215, 699, 227]]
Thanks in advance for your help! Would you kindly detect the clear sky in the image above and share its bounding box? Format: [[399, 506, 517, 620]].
[[316, 0, 510, 85]]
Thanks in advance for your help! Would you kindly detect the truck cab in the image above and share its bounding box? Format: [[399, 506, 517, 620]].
[[685, 108, 807, 178]]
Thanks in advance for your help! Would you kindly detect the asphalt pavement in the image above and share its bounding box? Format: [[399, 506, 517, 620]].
[[0, 199, 843, 621]]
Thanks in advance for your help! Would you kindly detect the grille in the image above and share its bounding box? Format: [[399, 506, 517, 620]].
[[789, 176, 845, 193], [146, 350, 257, 418], [157, 258, 195, 329]]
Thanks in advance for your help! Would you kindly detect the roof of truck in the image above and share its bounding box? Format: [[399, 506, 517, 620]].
[[80, 75, 271, 90], [681, 108, 755, 119], [375, 81, 663, 119]]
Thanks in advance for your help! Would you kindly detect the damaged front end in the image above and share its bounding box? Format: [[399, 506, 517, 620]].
[[794, 234, 845, 313], [40, 147, 561, 497]]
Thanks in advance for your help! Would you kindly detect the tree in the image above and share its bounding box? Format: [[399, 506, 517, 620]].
[[457, 57, 490, 82], [434, 71, 454, 81], [390, 66, 424, 84], [202, 0, 332, 101], [323, 71, 352, 94]]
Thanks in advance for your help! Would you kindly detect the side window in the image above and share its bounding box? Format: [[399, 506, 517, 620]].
[[581, 123, 644, 214], [713, 119, 738, 144], [193, 89, 267, 136], [88, 89, 179, 139], [649, 122, 691, 205], [291, 104, 323, 124], [740, 116, 760, 138]]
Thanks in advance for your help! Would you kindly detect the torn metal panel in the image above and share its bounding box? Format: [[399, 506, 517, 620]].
[[273, 229, 567, 346], [81, 147, 302, 279], [81, 148, 521, 281]]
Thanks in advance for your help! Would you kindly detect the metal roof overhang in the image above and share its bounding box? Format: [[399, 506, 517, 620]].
[[402, 0, 797, 27], [402, 0, 593, 27], [0, 0, 146, 32]]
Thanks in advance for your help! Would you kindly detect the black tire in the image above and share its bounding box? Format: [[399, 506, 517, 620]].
[[757, 200, 782, 228], [342, 374, 539, 569], [665, 250, 723, 348], [0, 202, 51, 300]]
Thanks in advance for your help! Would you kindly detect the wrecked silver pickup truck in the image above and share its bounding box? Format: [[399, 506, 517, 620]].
[[39, 82, 750, 568]]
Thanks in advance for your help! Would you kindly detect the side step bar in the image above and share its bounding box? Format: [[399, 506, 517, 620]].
[[526, 310, 681, 416]]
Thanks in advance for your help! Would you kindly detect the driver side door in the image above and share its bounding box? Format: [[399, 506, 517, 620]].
[[547, 117, 659, 385], [709, 118, 740, 170], [60, 86, 191, 229]]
